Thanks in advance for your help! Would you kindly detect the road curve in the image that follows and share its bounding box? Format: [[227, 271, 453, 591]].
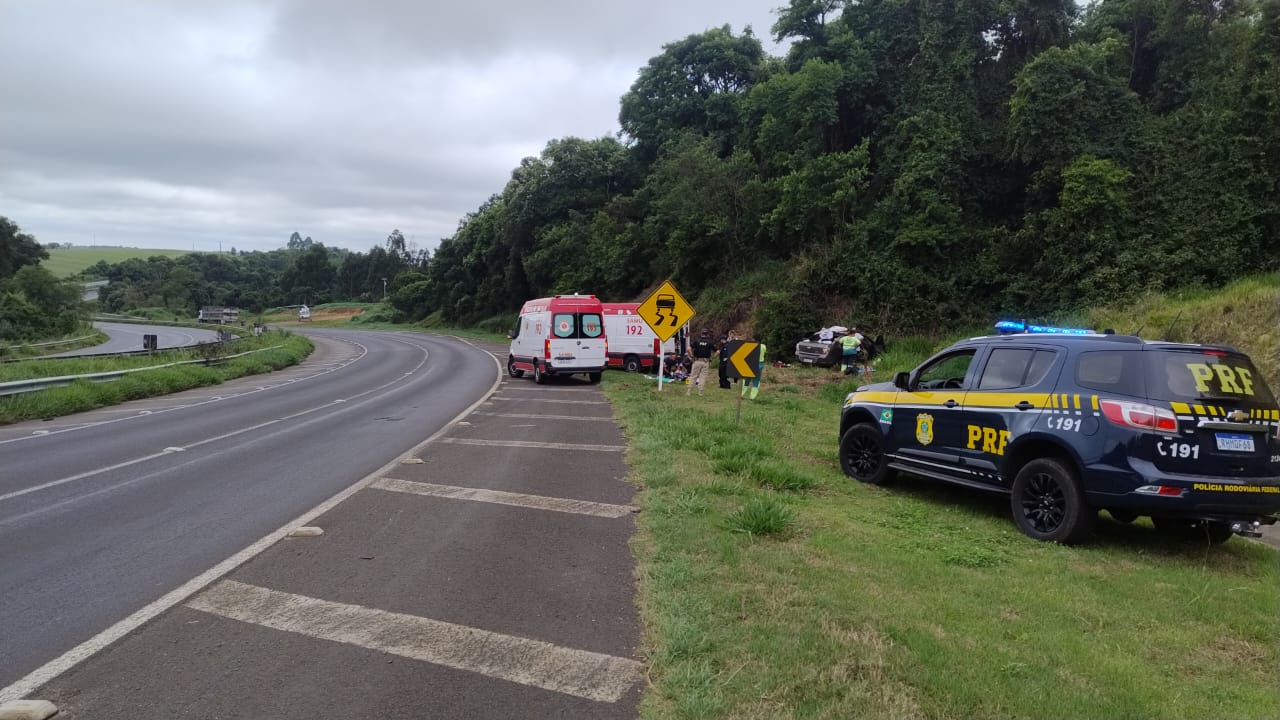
[[0, 329, 498, 688], [49, 322, 224, 357]]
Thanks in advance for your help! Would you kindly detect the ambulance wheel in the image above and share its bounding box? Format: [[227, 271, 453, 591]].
[[507, 356, 524, 378], [1011, 458, 1094, 544], [533, 362, 546, 384], [623, 355, 641, 373], [588, 372, 602, 384], [840, 424, 895, 485]]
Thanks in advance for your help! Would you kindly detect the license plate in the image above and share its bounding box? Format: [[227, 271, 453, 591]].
[[1215, 433, 1255, 452], [800, 358, 813, 364]]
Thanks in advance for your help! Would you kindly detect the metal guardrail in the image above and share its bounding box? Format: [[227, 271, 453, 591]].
[[0, 345, 284, 398], [9, 334, 98, 349]]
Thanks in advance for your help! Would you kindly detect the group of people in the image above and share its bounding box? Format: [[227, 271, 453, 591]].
[[663, 329, 767, 400]]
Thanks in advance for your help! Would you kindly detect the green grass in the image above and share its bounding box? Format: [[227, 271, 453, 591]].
[[42, 248, 191, 277], [604, 366, 1279, 720], [0, 331, 312, 424]]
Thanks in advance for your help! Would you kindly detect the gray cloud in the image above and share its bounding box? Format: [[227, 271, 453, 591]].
[[0, 0, 784, 253]]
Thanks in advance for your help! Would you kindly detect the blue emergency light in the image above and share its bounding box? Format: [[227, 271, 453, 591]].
[[995, 320, 1095, 335]]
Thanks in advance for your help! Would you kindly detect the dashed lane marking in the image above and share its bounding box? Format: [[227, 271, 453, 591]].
[[472, 412, 611, 422], [371, 478, 637, 518], [438, 438, 624, 452], [186, 581, 642, 703]]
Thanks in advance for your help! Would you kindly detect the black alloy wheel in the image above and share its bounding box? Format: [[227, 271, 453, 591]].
[[839, 423, 895, 485], [1011, 458, 1095, 544]]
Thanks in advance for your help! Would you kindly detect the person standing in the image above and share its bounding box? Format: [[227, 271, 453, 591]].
[[740, 336, 768, 400], [687, 328, 715, 396], [717, 332, 734, 389], [839, 329, 863, 374]]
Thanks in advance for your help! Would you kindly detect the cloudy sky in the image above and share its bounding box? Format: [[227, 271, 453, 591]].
[[0, 1, 786, 254]]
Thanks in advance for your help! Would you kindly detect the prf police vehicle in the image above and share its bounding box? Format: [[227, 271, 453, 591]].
[[838, 325, 1280, 544]]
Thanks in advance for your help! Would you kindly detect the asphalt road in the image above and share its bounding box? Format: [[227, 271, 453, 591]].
[[0, 329, 498, 692], [50, 321, 224, 357]]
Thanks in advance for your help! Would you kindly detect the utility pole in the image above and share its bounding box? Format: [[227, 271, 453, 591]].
[[382, 277, 388, 301]]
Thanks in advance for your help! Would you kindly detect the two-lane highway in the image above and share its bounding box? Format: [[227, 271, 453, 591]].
[[0, 330, 498, 690]]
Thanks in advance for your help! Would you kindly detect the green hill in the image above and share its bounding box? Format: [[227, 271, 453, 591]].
[[42, 247, 192, 277]]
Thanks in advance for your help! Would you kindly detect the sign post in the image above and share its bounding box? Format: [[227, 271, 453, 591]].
[[723, 340, 760, 424], [636, 280, 696, 392]]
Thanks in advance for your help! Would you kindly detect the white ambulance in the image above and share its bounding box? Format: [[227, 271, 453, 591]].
[[602, 303, 675, 373], [508, 295, 608, 384]]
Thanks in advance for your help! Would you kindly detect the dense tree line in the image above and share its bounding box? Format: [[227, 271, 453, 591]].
[[407, 0, 1280, 351], [0, 217, 86, 341], [90, 230, 426, 317]]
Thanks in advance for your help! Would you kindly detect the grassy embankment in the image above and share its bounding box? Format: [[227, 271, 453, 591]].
[[0, 331, 313, 425], [607, 275, 1279, 720], [43, 247, 191, 277]]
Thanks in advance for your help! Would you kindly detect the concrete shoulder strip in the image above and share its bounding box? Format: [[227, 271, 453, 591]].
[[186, 581, 641, 703], [438, 438, 624, 452], [488, 394, 609, 399], [472, 412, 611, 422], [372, 478, 637, 518]]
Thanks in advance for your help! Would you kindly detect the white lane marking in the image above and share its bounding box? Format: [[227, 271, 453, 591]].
[[186, 581, 641, 703], [0, 336, 434, 507], [0, 339, 371, 447], [472, 412, 611, 422], [487, 397, 608, 405], [0, 338, 504, 705], [438, 438, 624, 452], [30, 431, 49, 436], [164, 447, 184, 453], [372, 478, 637, 518]]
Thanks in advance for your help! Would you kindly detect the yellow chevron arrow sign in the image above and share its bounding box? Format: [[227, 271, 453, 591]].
[[726, 340, 759, 379]]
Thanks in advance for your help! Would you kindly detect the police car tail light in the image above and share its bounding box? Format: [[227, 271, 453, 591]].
[[1100, 399, 1178, 433], [1135, 485, 1185, 497]]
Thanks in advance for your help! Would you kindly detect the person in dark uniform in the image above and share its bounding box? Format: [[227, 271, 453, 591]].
[[686, 328, 715, 396], [718, 331, 737, 388]]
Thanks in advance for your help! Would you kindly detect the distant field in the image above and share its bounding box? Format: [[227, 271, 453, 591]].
[[42, 248, 192, 277]]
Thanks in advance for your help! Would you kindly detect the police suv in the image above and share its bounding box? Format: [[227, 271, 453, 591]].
[[838, 327, 1280, 544]]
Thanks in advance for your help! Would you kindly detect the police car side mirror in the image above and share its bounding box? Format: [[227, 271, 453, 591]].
[[893, 371, 910, 390]]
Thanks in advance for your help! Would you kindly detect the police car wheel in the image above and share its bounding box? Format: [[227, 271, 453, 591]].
[[1151, 517, 1233, 544], [1011, 458, 1095, 544], [507, 356, 524, 378], [840, 424, 894, 485], [533, 362, 546, 384]]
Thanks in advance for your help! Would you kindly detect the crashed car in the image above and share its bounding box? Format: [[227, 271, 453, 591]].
[[796, 326, 886, 368]]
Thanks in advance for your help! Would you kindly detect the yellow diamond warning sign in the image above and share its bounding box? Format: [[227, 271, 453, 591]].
[[637, 280, 695, 342]]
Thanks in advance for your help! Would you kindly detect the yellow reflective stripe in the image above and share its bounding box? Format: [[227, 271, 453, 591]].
[[1061, 393, 1069, 408], [1073, 394, 1081, 410], [850, 391, 898, 404], [1193, 404, 1206, 415], [1207, 406, 1219, 417], [1171, 402, 1191, 415], [1049, 394, 1058, 409], [961, 392, 1051, 408], [1091, 395, 1100, 411]]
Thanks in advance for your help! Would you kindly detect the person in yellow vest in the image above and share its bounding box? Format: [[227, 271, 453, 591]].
[[839, 329, 863, 373], [740, 336, 767, 400]]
